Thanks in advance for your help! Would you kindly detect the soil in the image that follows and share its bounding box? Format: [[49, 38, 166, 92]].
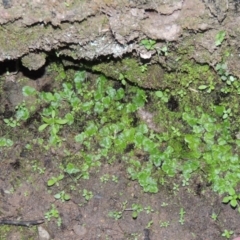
[[0, 68, 240, 240]]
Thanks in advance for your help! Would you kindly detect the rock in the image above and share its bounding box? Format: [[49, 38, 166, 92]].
[[38, 226, 50, 240], [73, 224, 87, 237], [21, 53, 46, 71], [2, 0, 12, 9]]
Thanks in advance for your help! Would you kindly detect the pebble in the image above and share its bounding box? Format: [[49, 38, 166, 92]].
[[73, 224, 87, 237], [38, 226, 50, 240], [2, 0, 12, 9]]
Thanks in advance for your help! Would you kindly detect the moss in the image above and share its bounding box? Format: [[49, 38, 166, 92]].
[[0, 225, 11, 239], [163, 60, 217, 90], [0, 225, 37, 240], [0, 24, 54, 58], [93, 58, 165, 89], [148, 60, 221, 138]]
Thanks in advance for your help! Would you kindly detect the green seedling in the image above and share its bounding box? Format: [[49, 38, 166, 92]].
[[221, 86, 231, 94], [32, 161, 45, 174], [215, 62, 227, 76], [119, 73, 126, 85], [139, 64, 148, 73], [182, 178, 189, 187], [22, 85, 37, 97], [198, 82, 215, 93], [108, 200, 128, 220], [45, 204, 62, 227], [215, 62, 237, 86], [179, 208, 185, 225], [140, 39, 156, 50], [64, 1, 70, 7], [0, 138, 13, 147], [157, 45, 168, 56], [54, 191, 71, 202], [111, 175, 118, 183], [15, 102, 30, 121], [211, 211, 220, 221], [24, 191, 29, 197], [222, 188, 240, 208], [82, 189, 93, 201], [211, 213, 217, 221], [171, 126, 181, 137], [146, 220, 153, 228], [221, 229, 233, 239], [47, 174, 64, 187], [222, 108, 232, 120], [127, 160, 158, 193], [226, 75, 236, 85], [39, 109, 73, 136], [131, 203, 144, 219], [100, 174, 118, 183], [177, 89, 187, 98], [109, 201, 152, 220], [160, 221, 170, 228], [155, 90, 169, 103], [108, 211, 122, 220], [4, 117, 19, 128], [161, 202, 168, 207], [25, 143, 32, 150], [70, 185, 76, 191], [100, 174, 110, 183], [127, 203, 154, 219], [160, 177, 167, 185], [215, 30, 226, 46], [173, 183, 179, 194], [64, 163, 81, 175], [144, 206, 154, 214], [36, 166, 45, 174]]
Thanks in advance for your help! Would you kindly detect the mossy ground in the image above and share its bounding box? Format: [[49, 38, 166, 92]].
[[0, 58, 240, 239]]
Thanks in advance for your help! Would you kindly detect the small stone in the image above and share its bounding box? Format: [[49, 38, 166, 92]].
[[2, 0, 12, 9], [21, 53, 46, 71], [38, 226, 50, 240], [140, 51, 152, 59], [236, 132, 240, 139], [73, 224, 87, 237]]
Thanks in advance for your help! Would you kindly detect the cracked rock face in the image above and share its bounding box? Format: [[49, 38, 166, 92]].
[[142, 11, 182, 41], [0, 0, 239, 79]]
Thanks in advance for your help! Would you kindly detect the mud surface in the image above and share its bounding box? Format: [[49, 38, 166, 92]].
[[1, 147, 239, 240]]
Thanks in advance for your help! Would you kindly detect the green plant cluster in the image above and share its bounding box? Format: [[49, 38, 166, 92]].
[[181, 106, 240, 194], [71, 72, 162, 192], [44, 204, 62, 227], [16, 71, 160, 194], [215, 30, 226, 47], [214, 62, 240, 95], [3, 67, 240, 203], [140, 39, 156, 50], [164, 61, 216, 97], [0, 137, 13, 147]]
